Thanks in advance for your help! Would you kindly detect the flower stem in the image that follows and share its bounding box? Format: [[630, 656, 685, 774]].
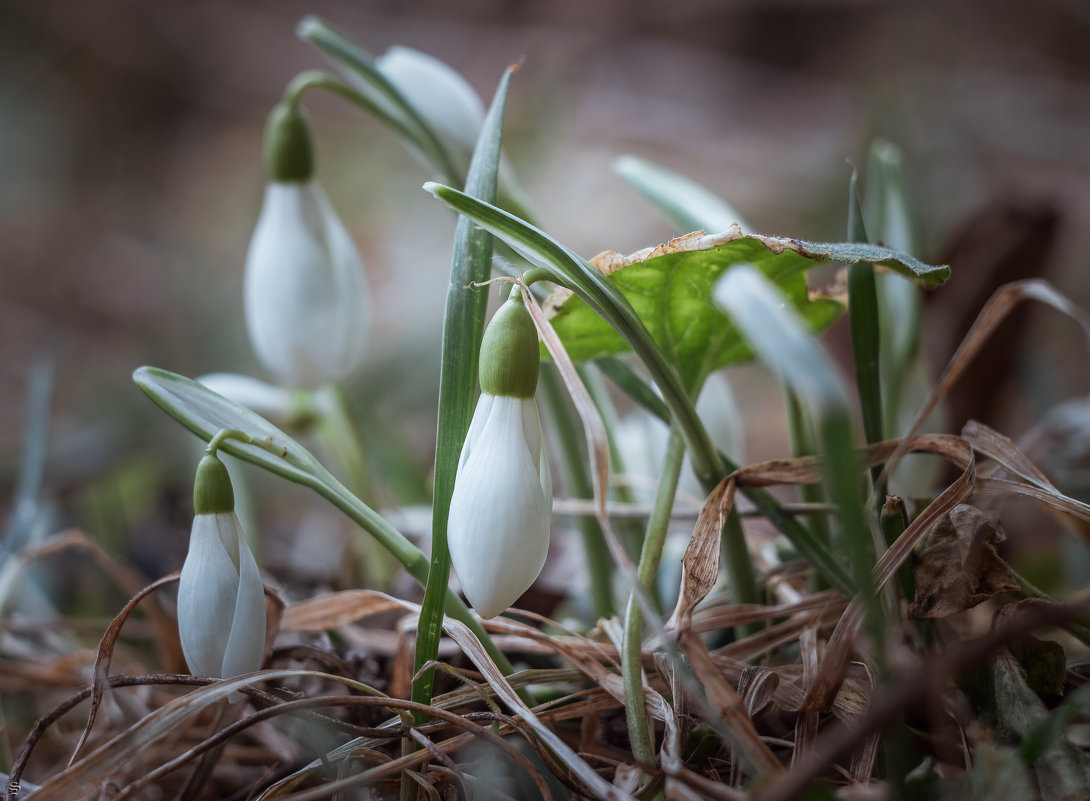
[[318, 383, 376, 507], [622, 424, 686, 775], [283, 70, 461, 185], [316, 383, 399, 592]]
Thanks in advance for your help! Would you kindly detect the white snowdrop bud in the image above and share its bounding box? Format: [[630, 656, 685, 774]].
[[447, 292, 552, 619], [178, 454, 267, 699], [245, 101, 370, 388]]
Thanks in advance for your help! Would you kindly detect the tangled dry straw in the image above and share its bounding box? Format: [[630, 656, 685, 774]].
[[4, 279, 1090, 800]]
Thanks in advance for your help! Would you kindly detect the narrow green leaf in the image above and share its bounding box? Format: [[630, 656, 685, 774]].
[[714, 267, 849, 414], [714, 268, 874, 601], [411, 67, 513, 714], [132, 366, 514, 675], [846, 169, 885, 474], [613, 154, 750, 233], [595, 356, 670, 423], [866, 139, 925, 438]]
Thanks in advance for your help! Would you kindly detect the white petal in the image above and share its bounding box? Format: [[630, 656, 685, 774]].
[[177, 512, 266, 698], [519, 398, 551, 500], [244, 181, 370, 388], [177, 513, 243, 678], [448, 396, 551, 619], [219, 527, 267, 682], [376, 46, 484, 170], [457, 392, 495, 473], [696, 371, 744, 464]]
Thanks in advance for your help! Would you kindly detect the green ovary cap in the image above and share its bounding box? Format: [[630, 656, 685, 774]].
[[479, 293, 540, 398], [193, 454, 236, 515], [263, 101, 315, 182]]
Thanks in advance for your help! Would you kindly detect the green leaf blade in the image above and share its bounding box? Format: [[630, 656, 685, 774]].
[[546, 234, 877, 389], [413, 66, 514, 711]]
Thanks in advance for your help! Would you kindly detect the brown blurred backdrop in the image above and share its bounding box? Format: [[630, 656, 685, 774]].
[[1, 0, 1089, 553]]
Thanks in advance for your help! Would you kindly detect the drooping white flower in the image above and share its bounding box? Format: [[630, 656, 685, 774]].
[[448, 394, 552, 618], [447, 291, 552, 619], [375, 45, 485, 174], [178, 454, 266, 697], [244, 101, 370, 389], [244, 181, 370, 388]]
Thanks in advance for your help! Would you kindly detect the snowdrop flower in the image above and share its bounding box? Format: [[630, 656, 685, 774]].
[[375, 45, 485, 175], [178, 453, 266, 698], [244, 101, 370, 388], [448, 291, 551, 619]]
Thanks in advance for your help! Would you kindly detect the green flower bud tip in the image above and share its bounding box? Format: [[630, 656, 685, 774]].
[[263, 101, 314, 183], [193, 453, 235, 515], [479, 293, 540, 398]]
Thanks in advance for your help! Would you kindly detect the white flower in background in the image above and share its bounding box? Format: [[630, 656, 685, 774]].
[[197, 373, 308, 427], [616, 370, 744, 501], [447, 291, 552, 619], [178, 453, 267, 698], [376, 45, 485, 174], [693, 370, 744, 467], [245, 101, 370, 389]]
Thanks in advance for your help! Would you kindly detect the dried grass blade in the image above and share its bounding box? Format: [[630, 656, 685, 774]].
[[668, 476, 734, 634], [963, 420, 1054, 487], [679, 636, 782, 776], [29, 669, 345, 801], [440, 614, 639, 801], [0, 530, 178, 666], [519, 284, 634, 583], [792, 626, 820, 771], [883, 279, 1090, 481], [802, 438, 976, 714], [282, 590, 407, 632], [68, 573, 180, 767]]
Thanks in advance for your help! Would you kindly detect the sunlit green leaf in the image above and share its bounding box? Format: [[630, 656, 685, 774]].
[[546, 231, 944, 389]]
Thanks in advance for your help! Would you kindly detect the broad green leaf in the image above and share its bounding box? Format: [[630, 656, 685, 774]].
[[546, 231, 946, 390]]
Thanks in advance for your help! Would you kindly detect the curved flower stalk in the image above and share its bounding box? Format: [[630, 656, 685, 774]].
[[447, 291, 552, 619], [244, 101, 370, 389], [177, 452, 267, 698], [375, 45, 485, 176]]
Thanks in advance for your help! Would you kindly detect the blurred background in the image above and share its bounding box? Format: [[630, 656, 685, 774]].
[[1, 0, 1089, 594]]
